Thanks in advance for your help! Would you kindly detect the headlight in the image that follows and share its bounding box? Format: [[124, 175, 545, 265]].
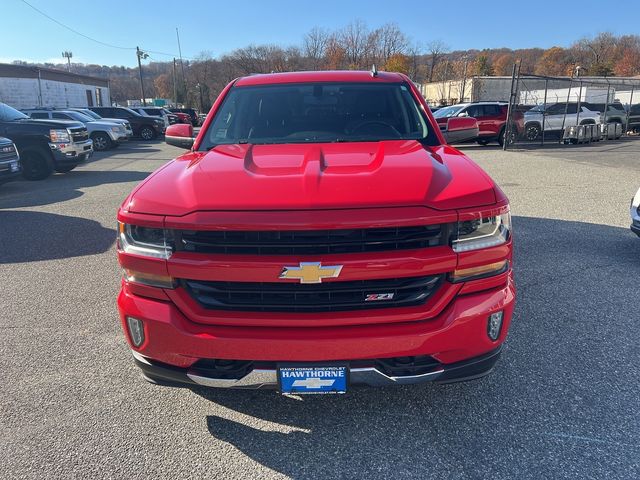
[[50, 129, 71, 142], [111, 126, 122, 133], [452, 210, 511, 252], [118, 222, 173, 259]]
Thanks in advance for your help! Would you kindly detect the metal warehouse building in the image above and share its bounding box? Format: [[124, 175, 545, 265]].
[[0, 63, 110, 110]]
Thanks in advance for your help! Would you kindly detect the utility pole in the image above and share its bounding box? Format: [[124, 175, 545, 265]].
[[62, 51, 72, 72], [136, 46, 148, 106], [460, 55, 468, 102], [176, 28, 187, 106], [196, 83, 204, 113], [173, 58, 178, 106]]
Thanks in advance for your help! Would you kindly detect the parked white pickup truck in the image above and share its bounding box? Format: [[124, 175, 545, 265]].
[[524, 103, 601, 140]]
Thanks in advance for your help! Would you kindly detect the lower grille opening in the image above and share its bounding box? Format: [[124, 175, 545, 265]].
[[372, 355, 442, 377], [190, 359, 254, 380], [181, 275, 444, 313]]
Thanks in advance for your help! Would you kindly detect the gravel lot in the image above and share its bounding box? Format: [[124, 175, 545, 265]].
[[1, 138, 639, 479]]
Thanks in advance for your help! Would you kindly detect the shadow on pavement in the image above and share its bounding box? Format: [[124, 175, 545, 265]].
[[189, 216, 640, 478], [0, 210, 115, 263], [0, 170, 150, 209]]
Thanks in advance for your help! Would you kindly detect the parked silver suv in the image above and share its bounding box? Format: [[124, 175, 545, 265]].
[[524, 103, 601, 140]]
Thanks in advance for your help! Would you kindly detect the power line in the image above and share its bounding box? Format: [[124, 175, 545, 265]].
[[20, 0, 194, 60], [20, 0, 135, 50]]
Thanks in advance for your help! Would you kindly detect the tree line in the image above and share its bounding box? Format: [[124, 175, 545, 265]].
[[10, 24, 640, 110]]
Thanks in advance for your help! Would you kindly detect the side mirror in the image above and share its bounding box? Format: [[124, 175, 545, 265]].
[[442, 117, 479, 144], [457, 111, 469, 117], [165, 123, 194, 149]]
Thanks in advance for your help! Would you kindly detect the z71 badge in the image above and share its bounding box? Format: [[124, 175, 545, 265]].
[[364, 293, 395, 302]]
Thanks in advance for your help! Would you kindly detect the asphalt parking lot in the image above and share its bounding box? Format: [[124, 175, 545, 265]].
[[1, 138, 639, 480]]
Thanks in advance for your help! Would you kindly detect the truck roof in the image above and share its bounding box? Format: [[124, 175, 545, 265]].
[[235, 70, 407, 87]]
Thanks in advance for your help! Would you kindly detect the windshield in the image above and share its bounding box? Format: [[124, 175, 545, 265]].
[[82, 109, 101, 119], [199, 82, 435, 150], [0, 103, 28, 121], [528, 104, 547, 113], [64, 111, 93, 122], [433, 105, 465, 118]]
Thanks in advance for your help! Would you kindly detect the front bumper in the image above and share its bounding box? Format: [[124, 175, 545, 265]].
[[50, 139, 93, 164], [0, 158, 21, 184], [133, 345, 503, 389], [118, 273, 515, 388]]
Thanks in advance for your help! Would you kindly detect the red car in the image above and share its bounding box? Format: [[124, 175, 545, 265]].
[[117, 71, 515, 394], [434, 102, 523, 146]]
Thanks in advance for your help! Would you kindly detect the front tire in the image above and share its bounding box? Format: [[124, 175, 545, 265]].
[[20, 147, 54, 180], [91, 132, 112, 151], [524, 123, 541, 141], [140, 126, 155, 140], [476, 139, 490, 146]]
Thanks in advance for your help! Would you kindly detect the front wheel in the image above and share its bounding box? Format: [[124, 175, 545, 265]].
[[524, 123, 541, 141], [91, 132, 112, 151], [20, 147, 54, 180], [140, 126, 155, 140]]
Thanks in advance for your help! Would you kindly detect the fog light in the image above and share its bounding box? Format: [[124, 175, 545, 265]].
[[126, 317, 145, 347], [487, 311, 503, 341]]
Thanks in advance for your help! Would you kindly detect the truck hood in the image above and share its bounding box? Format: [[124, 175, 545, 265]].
[[17, 118, 84, 129], [126, 140, 496, 216]]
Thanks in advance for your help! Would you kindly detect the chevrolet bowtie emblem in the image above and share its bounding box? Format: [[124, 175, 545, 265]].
[[279, 262, 343, 284]]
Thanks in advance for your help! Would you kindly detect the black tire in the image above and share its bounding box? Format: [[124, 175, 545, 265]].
[[476, 139, 491, 146], [20, 147, 54, 180], [524, 123, 541, 141], [498, 127, 516, 147], [54, 163, 79, 173], [91, 132, 112, 151], [140, 126, 156, 140]]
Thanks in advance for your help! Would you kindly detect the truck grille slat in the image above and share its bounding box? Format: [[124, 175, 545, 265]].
[[181, 275, 443, 312], [178, 225, 446, 255]]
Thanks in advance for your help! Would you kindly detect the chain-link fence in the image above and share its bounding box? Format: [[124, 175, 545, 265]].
[[504, 72, 640, 149]]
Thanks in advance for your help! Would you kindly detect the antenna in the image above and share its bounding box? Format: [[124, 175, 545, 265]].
[[371, 64, 378, 78]]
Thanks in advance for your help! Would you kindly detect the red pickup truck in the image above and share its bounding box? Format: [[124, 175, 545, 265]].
[[117, 71, 515, 394]]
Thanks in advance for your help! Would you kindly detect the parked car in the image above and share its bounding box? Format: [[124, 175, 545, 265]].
[[0, 136, 21, 185], [167, 110, 191, 125], [631, 187, 640, 237], [0, 102, 92, 180], [88, 107, 164, 140], [22, 109, 128, 151], [583, 102, 628, 125], [130, 107, 178, 129], [433, 102, 523, 146], [68, 108, 133, 137], [168, 108, 199, 126], [118, 70, 514, 394], [523, 103, 601, 140], [628, 104, 640, 133]]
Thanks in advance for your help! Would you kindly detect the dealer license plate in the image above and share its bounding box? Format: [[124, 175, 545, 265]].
[[278, 365, 348, 395]]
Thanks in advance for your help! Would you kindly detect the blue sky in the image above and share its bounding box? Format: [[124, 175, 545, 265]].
[[4, 0, 638, 67]]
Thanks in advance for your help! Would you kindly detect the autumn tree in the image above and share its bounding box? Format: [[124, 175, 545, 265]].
[[534, 47, 571, 76], [471, 54, 494, 76], [426, 40, 448, 82], [493, 54, 515, 76], [384, 53, 410, 75]]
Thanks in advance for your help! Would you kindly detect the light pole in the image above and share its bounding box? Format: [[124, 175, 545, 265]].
[[136, 47, 149, 106], [196, 83, 204, 113], [62, 51, 72, 72]]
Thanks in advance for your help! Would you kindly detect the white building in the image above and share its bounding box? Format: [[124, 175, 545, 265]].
[[0, 63, 110, 109]]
